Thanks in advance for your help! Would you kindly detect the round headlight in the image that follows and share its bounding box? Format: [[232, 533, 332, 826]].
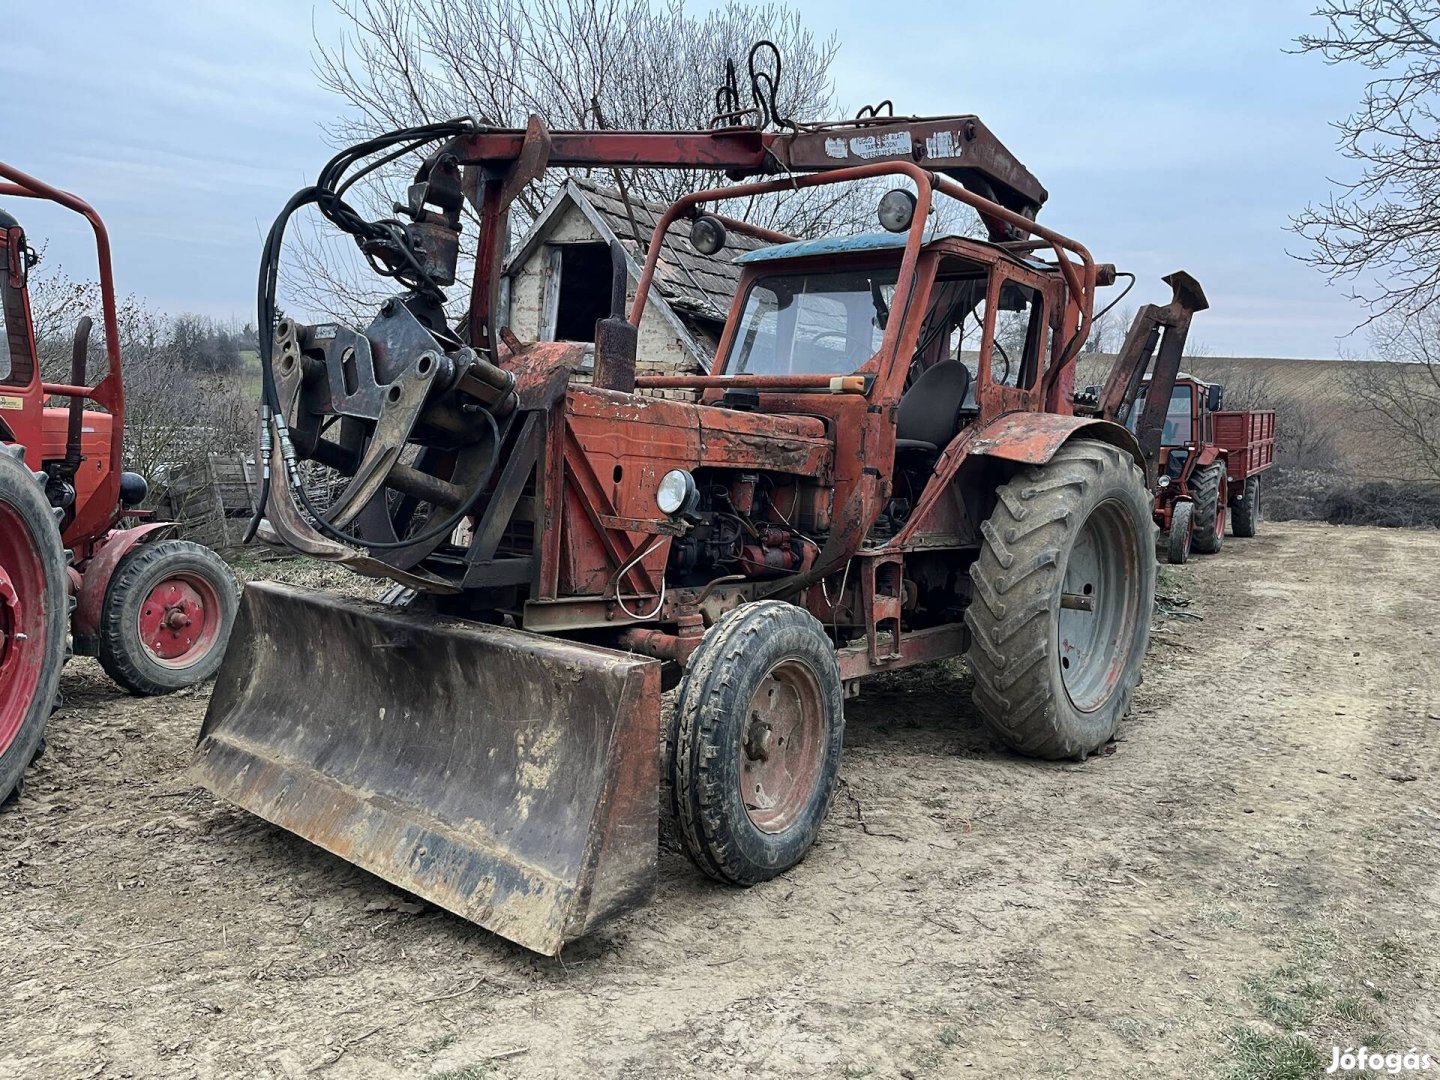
[[1156, 474, 1172, 488], [689, 214, 728, 256], [657, 469, 698, 517], [877, 188, 917, 233]]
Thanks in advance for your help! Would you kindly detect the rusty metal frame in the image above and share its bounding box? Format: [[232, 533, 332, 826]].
[[0, 162, 125, 551]]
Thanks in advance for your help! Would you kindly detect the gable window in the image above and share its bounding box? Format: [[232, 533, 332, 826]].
[[549, 242, 617, 343]]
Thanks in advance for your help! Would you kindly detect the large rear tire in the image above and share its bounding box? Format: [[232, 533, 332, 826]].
[[1190, 462, 1226, 555], [668, 601, 845, 884], [0, 448, 67, 805], [965, 440, 1155, 761], [1231, 475, 1261, 538], [97, 539, 238, 696]]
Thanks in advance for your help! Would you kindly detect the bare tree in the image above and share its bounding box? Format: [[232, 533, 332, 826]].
[[1293, 1, 1440, 318], [25, 263, 254, 483], [288, 0, 881, 321], [315, 0, 852, 228], [1353, 307, 1440, 479], [24, 257, 103, 378]]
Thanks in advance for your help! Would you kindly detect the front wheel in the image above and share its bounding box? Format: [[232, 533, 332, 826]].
[[97, 540, 238, 696], [1166, 501, 1194, 565], [668, 601, 845, 885], [965, 440, 1156, 761], [1190, 462, 1226, 555]]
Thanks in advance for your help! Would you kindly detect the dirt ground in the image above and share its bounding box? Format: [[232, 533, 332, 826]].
[[2, 521, 1437, 1080]]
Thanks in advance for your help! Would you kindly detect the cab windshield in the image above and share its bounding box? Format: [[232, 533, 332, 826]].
[[1126, 384, 1193, 445], [724, 266, 899, 376]]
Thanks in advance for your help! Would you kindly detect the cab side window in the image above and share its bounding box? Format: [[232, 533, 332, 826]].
[[991, 282, 1047, 390]]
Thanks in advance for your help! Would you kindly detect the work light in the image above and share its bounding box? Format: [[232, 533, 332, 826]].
[[877, 188, 916, 233], [689, 215, 728, 256]]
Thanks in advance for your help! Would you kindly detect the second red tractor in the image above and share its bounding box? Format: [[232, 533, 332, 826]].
[[1124, 372, 1276, 563], [0, 162, 238, 805]]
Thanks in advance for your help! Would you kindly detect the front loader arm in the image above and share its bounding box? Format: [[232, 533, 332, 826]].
[[447, 114, 1048, 221], [1097, 271, 1209, 483]]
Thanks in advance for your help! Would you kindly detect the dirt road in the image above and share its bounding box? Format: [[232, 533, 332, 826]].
[[2, 521, 1436, 1079]]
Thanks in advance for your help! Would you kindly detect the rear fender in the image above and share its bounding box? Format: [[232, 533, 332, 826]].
[[73, 521, 179, 646], [891, 413, 1144, 549], [968, 413, 1145, 471]]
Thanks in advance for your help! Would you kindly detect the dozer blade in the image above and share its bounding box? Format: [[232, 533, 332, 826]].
[[192, 581, 660, 956]]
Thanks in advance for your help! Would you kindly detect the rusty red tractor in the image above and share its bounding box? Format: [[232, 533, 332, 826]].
[[193, 96, 1206, 954], [0, 163, 238, 805], [1114, 371, 1275, 564]]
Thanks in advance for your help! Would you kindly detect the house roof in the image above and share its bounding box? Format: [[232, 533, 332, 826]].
[[574, 180, 769, 323], [506, 178, 771, 325]]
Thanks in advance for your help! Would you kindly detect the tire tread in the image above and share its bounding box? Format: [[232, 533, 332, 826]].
[[964, 440, 1154, 760]]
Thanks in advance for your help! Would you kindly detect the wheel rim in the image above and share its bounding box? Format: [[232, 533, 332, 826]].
[[0, 502, 47, 755], [1058, 498, 1143, 713], [1215, 476, 1227, 541], [738, 657, 826, 834], [138, 571, 223, 669]]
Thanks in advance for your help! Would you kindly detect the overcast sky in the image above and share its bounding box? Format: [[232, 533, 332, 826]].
[[3, 1, 1376, 358]]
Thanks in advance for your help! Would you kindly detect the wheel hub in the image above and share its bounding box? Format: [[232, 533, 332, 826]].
[[739, 659, 825, 834], [744, 713, 773, 762], [0, 566, 21, 668], [1057, 498, 1141, 714], [139, 575, 219, 665]]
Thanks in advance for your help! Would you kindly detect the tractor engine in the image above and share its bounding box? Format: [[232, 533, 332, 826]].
[[665, 472, 823, 585]]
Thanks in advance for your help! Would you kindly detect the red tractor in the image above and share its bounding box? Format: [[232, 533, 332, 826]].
[[0, 163, 238, 804], [1121, 372, 1276, 563], [193, 100, 1207, 955]]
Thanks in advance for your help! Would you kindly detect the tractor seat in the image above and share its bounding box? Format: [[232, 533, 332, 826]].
[[895, 361, 974, 454]]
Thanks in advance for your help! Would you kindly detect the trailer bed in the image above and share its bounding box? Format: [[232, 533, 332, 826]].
[[1214, 409, 1275, 482]]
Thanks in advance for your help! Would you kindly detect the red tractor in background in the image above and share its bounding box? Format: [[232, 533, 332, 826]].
[[0, 162, 238, 804], [1123, 372, 1276, 563]]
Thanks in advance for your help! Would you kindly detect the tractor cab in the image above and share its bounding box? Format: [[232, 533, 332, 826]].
[[715, 227, 1081, 541], [1124, 372, 1224, 483]]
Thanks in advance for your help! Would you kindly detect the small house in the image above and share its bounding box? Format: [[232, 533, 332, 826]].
[[500, 179, 769, 391]]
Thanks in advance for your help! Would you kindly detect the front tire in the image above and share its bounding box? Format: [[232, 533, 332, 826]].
[[1166, 501, 1194, 565], [97, 540, 238, 696], [668, 601, 844, 885], [965, 440, 1155, 761], [0, 448, 67, 805], [1190, 462, 1226, 555]]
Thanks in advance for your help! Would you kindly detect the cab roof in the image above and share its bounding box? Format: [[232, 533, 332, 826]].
[[734, 230, 1055, 274]]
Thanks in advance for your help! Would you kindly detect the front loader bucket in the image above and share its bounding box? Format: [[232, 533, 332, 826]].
[[192, 581, 660, 956]]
